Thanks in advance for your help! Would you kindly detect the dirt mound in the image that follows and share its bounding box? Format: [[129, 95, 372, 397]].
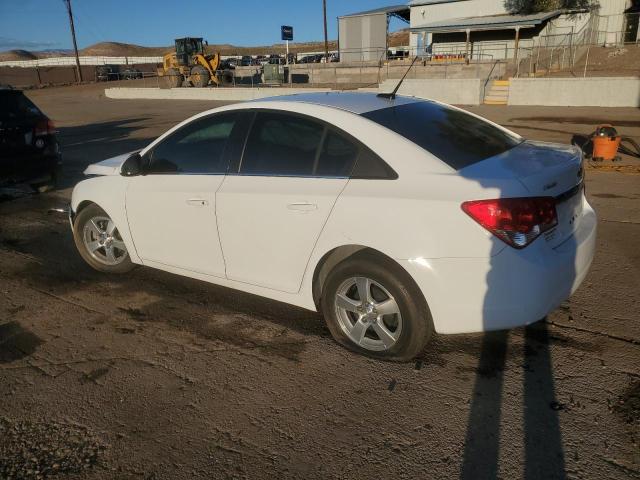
[[388, 29, 409, 47], [0, 49, 38, 61], [80, 42, 170, 57]]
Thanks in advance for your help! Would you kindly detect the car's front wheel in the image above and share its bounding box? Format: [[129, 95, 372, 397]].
[[321, 252, 433, 361], [72, 204, 135, 274]]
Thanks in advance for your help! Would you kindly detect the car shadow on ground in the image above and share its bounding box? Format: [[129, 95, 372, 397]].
[[0, 199, 326, 362]]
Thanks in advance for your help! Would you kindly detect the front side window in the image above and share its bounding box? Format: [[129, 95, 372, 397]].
[[146, 113, 237, 174], [0, 91, 42, 120]]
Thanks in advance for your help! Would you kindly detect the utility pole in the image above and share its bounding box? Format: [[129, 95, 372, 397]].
[[63, 0, 83, 82], [322, 0, 329, 63]]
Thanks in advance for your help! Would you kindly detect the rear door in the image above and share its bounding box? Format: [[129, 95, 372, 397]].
[[125, 112, 238, 277], [216, 110, 358, 293]]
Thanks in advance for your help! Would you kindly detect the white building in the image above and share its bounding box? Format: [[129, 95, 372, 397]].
[[408, 0, 637, 60]]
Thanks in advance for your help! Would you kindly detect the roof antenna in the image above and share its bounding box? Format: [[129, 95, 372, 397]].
[[377, 55, 420, 100]]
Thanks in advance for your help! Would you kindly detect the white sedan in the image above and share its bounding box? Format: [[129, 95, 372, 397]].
[[69, 92, 596, 361]]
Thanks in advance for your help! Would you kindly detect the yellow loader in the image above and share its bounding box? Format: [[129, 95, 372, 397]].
[[157, 37, 231, 88]]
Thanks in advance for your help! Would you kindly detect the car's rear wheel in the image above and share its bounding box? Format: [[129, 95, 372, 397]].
[[321, 252, 433, 361], [73, 204, 135, 274]]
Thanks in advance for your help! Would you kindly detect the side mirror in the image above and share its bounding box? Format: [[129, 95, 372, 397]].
[[121, 152, 143, 176], [205, 40, 209, 46]]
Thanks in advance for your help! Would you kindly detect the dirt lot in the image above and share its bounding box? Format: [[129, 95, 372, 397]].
[[0, 83, 639, 479]]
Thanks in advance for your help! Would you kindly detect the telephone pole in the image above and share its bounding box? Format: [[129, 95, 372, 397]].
[[63, 0, 83, 82], [322, 0, 329, 62]]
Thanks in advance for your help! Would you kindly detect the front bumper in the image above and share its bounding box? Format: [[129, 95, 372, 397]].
[[400, 197, 597, 334]]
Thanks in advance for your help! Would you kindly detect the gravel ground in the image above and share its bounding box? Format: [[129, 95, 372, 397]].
[[0, 83, 638, 479], [0, 418, 104, 479]]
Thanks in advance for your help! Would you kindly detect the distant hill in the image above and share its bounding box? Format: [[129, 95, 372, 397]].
[[0, 32, 410, 61], [79, 42, 170, 57], [0, 49, 38, 61]]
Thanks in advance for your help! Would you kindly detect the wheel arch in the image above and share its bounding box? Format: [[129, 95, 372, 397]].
[[75, 199, 96, 217], [70, 177, 141, 264], [311, 245, 428, 313]]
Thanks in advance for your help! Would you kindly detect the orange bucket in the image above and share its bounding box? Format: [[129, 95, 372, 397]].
[[592, 124, 621, 161]]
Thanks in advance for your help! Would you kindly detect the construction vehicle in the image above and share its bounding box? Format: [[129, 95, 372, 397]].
[[157, 37, 232, 88]]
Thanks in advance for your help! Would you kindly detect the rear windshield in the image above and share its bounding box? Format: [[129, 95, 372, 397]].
[[0, 91, 42, 120], [362, 101, 522, 170]]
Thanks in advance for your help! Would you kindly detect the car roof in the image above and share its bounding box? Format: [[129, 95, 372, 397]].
[[250, 91, 421, 115]]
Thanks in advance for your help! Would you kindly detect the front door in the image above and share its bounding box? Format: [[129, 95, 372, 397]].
[[126, 112, 238, 278]]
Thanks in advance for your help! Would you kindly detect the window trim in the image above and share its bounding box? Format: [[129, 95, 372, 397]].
[[230, 108, 398, 180]]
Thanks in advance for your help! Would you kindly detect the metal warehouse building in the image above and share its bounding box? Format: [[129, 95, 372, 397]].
[[338, 5, 410, 62]]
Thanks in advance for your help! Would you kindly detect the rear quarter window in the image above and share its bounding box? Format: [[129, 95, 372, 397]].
[[362, 102, 521, 170], [0, 91, 42, 120]]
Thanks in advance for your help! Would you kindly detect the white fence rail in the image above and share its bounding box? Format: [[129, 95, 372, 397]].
[[0, 55, 163, 68]]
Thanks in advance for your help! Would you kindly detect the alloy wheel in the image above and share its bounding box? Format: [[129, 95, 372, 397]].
[[82, 215, 128, 266], [334, 276, 403, 351]]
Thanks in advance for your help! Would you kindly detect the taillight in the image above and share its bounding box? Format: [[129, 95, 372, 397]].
[[461, 197, 557, 249], [34, 119, 56, 136]]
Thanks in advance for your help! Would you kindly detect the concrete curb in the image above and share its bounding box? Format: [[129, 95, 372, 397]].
[[104, 87, 333, 101]]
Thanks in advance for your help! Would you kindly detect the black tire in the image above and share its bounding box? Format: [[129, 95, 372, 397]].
[[321, 252, 434, 362], [190, 65, 210, 88], [166, 68, 182, 88], [72, 204, 136, 274]]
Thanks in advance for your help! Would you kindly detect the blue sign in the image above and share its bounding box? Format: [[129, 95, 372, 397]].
[[281, 25, 293, 41]]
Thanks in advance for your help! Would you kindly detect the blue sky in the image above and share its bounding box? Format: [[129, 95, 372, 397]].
[[0, 1, 408, 51]]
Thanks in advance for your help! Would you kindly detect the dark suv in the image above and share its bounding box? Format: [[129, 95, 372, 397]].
[[0, 88, 61, 191]]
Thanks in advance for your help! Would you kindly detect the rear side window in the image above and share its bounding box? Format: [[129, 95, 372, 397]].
[[362, 102, 521, 170], [315, 130, 358, 177], [0, 91, 42, 120], [240, 112, 324, 176], [236, 110, 396, 179], [147, 112, 237, 174]]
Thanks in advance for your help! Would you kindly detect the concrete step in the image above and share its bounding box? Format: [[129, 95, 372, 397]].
[[483, 99, 508, 105], [484, 95, 508, 102], [484, 79, 510, 104]]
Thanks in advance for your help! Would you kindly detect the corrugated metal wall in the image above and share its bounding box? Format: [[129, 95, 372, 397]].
[[339, 13, 388, 62]]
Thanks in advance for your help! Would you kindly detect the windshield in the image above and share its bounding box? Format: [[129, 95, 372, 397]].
[[362, 101, 522, 170], [176, 39, 203, 55]]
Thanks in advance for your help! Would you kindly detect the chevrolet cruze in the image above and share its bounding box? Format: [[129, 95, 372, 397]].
[[69, 92, 596, 361]]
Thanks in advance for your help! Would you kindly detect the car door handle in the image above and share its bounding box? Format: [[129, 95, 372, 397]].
[[287, 202, 318, 212], [186, 198, 209, 207]]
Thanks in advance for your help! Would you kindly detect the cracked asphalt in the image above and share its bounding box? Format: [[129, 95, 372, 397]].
[[0, 83, 638, 479]]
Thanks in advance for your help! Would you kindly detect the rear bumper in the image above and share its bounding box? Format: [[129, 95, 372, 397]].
[[400, 197, 597, 334], [0, 153, 62, 186]]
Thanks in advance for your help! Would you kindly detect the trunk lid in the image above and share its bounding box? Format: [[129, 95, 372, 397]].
[[464, 140, 585, 248]]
